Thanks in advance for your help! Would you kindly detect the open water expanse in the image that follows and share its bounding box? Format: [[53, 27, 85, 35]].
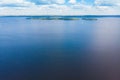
[[0, 16, 120, 80]]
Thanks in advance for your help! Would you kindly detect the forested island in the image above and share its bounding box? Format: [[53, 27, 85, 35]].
[[26, 17, 80, 20], [26, 16, 98, 21]]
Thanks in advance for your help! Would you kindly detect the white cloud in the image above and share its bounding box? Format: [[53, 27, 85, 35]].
[[68, 0, 76, 4], [0, 0, 35, 7], [0, 0, 120, 15], [95, 0, 120, 6], [0, 0, 24, 3], [54, 0, 65, 4]]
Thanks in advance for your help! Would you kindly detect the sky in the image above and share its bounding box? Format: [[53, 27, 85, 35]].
[[0, 0, 120, 15]]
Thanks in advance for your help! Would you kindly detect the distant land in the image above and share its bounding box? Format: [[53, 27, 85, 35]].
[[1, 15, 120, 21]]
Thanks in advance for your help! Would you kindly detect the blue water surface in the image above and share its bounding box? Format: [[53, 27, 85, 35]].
[[0, 16, 120, 80]]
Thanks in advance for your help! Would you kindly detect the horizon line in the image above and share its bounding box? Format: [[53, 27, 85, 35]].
[[0, 15, 120, 17]]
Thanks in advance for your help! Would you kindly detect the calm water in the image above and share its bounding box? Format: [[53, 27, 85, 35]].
[[0, 17, 120, 80]]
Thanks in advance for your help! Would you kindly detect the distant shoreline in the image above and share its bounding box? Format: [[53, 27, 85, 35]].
[[0, 15, 120, 17]]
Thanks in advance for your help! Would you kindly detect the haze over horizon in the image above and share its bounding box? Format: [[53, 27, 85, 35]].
[[0, 0, 120, 15]]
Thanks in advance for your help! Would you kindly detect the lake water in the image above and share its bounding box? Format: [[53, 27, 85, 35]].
[[0, 16, 120, 80]]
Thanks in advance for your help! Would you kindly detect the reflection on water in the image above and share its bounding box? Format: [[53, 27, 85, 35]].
[[90, 18, 120, 80], [0, 17, 120, 80]]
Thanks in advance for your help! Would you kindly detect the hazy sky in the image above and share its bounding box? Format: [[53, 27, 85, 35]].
[[0, 0, 120, 15]]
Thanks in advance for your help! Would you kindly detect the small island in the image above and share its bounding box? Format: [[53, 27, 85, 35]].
[[82, 18, 98, 21], [26, 16, 80, 20]]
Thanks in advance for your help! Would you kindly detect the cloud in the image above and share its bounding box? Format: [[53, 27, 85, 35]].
[[0, 0, 35, 7], [54, 0, 66, 4], [68, 0, 77, 4], [95, 0, 120, 6], [94, 0, 120, 12], [27, 0, 66, 5], [0, 0, 120, 15]]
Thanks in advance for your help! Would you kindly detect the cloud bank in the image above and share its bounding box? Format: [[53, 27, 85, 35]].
[[0, 0, 120, 15]]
